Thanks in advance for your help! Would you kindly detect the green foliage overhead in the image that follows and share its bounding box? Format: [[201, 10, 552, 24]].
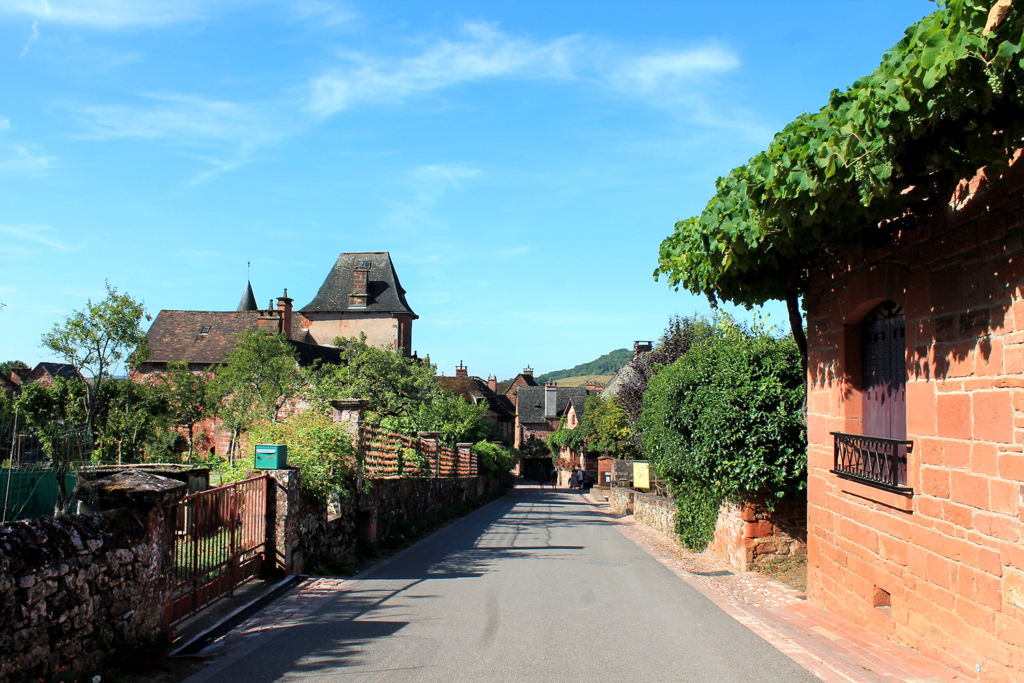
[[655, 0, 1024, 309], [639, 316, 805, 550], [533, 349, 631, 384], [400, 389, 493, 447]]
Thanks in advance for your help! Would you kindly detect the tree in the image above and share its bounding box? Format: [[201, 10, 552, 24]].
[[407, 390, 492, 447], [92, 378, 170, 464], [163, 360, 219, 462], [309, 334, 439, 422], [14, 377, 90, 509], [580, 394, 634, 458], [214, 329, 300, 454], [40, 282, 150, 437]]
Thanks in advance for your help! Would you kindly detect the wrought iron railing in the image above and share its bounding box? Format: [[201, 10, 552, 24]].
[[831, 432, 913, 493]]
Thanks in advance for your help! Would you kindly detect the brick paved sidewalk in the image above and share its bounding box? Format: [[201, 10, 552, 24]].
[[585, 492, 967, 683]]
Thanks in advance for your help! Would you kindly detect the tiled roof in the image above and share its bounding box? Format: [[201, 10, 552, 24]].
[[301, 252, 417, 317], [516, 386, 589, 424], [437, 375, 515, 419], [568, 396, 587, 420], [36, 362, 80, 382], [145, 310, 307, 365]]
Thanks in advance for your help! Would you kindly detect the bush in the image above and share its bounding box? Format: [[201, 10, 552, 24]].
[[639, 315, 805, 550], [249, 411, 357, 504], [472, 440, 513, 478]]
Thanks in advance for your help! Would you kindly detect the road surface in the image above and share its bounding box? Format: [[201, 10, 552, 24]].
[[187, 486, 819, 682]]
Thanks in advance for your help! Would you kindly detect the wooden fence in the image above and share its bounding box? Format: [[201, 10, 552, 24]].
[[360, 426, 476, 478]]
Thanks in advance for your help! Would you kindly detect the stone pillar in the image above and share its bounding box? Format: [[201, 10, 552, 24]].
[[331, 398, 368, 456], [456, 443, 473, 477], [418, 432, 440, 478], [90, 470, 187, 630], [264, 468, 302, 576]]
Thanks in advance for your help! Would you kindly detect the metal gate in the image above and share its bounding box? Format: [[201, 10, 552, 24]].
[[168, 474, 268, 627]]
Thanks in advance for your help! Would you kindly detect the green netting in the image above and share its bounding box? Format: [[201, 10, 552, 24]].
[[0, 470, 80, 522]]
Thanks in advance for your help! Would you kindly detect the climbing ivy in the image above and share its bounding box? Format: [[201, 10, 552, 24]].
[[655, 0, 1024, 352]]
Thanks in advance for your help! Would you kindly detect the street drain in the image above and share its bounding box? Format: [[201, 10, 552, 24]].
[[586, 561, 627, 567]]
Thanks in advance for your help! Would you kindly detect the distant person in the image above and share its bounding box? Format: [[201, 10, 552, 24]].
[[538, 471, 546, 488], [550, 467, 557, 488], [576, 467, 585, 490], [569, 465, 578, 489]]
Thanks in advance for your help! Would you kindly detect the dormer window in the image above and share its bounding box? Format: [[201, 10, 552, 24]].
[[199, 326, 211, 335]]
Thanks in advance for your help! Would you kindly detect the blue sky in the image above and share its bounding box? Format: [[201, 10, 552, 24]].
[[0, 0, 936, 380]]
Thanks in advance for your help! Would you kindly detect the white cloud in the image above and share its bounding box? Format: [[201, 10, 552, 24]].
[[1, 0, 357, 29], [0, 118, 9, 131], [611, 47, 739, 94], [288, 0, 355, 26], [0, 146, 55, 173], [77, 93, 270, 140], [308, 21, 581, 116], [1, 0, 211, 29], [19, 21, 39, 58], [0, 224, 75, 251]]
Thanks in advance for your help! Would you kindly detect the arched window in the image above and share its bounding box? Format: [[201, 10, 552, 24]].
[[861, 301, 906, 441]]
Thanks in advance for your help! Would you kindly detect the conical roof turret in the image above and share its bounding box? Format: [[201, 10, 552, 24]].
[[237, 281, 258, 311]]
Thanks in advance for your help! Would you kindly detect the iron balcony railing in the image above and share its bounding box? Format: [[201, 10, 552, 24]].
[[831, 432, 913, 494]]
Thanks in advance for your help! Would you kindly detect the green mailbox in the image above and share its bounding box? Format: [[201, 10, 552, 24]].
[[255, 443, 287, 469]]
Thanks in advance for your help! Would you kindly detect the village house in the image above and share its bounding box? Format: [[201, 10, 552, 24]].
[[495, 366, 538, 410], [133, 251, 416, 455], [436, 362, 516, 445], [804, 156, 1024, 679], [514, 383, 596, 481]]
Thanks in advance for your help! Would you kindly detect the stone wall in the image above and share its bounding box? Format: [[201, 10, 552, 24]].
[[0, 471, 184, 682], [707, 498, 807, 572], [805, 155, 1024, 680], [611, 486, 633, 514], [296, 475, 507, 569], [634, 493, 675, 536]]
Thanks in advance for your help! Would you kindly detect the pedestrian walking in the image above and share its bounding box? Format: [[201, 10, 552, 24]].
[[550, 467, 557, 488], [576, 467, 585, 490]]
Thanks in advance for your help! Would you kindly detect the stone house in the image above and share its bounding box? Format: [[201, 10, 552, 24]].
[[805, 156, 1024, 679], [20, 362, 81, 389], [299, 252, 418, 356], [436, 363, 515, 445], [515, 384, 596, 480], [495, 367, 538, 410]]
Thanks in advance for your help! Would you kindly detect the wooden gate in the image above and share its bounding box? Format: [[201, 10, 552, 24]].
[[168, 474, 268, 627]]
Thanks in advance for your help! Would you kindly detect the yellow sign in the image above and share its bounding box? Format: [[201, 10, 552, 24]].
[[633, 462, 650, 489]]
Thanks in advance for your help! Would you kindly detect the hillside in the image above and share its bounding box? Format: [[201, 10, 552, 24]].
[[534, 349, 631, 385], [538, 374, 614, 388]]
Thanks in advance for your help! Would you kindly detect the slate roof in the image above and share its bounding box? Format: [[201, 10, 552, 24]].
[[301, 252, 417, 317], [516, 386, 589, 424], [145, 310, 309, 365], [36, 362, 81, 382], [568, 396, 587, 420], [601, 360, 643, 398], [436, 376, 515, 419], [238, 281, 258, 312]]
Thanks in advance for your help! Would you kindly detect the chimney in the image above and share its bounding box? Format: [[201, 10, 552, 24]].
[[488, 374, 497, 392], [523, 365, 533, 377], [349, 262, 370, 309], [544, 383, 558, 419], [277, 288, 294, 339], [634, 340, 653, 358], [257, 302, 281, 334], [456, 361, 468, 377]]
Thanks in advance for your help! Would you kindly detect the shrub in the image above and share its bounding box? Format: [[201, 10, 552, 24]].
[[639, 315, 805, 550]]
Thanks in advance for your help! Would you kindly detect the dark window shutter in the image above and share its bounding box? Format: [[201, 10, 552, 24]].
[[862, 306, 906, 440]]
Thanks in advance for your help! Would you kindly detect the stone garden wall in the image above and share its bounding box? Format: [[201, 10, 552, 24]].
[[0, 509, 173, 681], [707, 498, 807, 572], [634, 493, 675, 536], [611, 486, 633, 514]]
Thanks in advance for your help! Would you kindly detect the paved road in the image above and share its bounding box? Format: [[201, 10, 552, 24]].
[[191, 488, 819, 682]]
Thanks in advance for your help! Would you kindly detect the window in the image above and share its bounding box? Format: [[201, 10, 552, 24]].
[[861, 301, 906, 440], [199, 326, 211, 335]]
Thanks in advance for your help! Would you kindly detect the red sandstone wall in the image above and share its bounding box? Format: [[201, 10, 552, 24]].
[[806, 159, 1024, 681]]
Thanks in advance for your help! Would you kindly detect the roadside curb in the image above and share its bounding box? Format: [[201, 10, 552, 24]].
[[171, 574, 305, 657]]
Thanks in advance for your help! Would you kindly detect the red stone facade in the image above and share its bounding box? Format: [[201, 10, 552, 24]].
[[806, 158, 1024, 680]]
